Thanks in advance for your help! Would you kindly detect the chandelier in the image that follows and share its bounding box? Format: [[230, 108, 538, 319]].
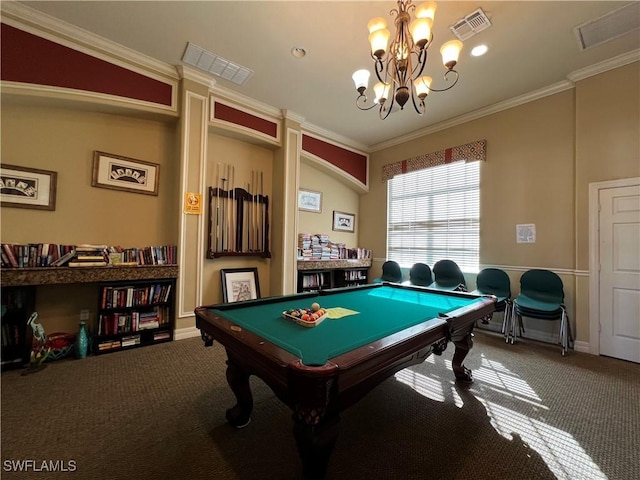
[[352, 0, 463, 119]]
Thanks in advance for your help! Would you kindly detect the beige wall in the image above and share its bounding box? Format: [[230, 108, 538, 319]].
[[298, 162, 361, 247], [1, 102, 179, 334], [200, 133, 274, 305], [361, 62, 640, 345], [1, 103, 179, 245]]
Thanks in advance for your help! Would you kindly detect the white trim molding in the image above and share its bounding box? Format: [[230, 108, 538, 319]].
[[588, 177, 640, 357]]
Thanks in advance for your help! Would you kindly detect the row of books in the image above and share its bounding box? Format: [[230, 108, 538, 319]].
[[97, 330, 171, 352], [100, 284, 172, 310], [97, 306, 170, 336], [0, 243, 178, 268], [299, 273, 328, 289]]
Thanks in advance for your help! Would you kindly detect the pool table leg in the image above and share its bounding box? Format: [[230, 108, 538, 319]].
[[291, 375, 340, 479], [224, 351, 253, 428], [451, 333, 474, 383]]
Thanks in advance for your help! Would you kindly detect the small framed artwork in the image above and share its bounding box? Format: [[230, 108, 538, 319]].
[[298, 189, 322, 213], [92, 151, 160, 196], [0, 164, 57, 210], [221, 267, 261, 303], [333, 211, 355, 232]]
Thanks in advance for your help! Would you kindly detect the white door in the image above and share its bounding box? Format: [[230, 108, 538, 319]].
[[599, 184, 640, 363]]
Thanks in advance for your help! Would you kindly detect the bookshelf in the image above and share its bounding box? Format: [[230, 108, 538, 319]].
[[0, 265, 179, 363], [1, 286, 35, 370], [95, 278, 175, 354], [296, 259, 372, 293]]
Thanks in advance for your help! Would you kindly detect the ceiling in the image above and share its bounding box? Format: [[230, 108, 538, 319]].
[[15, 1, 640, 150]]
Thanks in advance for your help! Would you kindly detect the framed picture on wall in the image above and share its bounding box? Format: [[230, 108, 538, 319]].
[[221, 267, 261, 303], [0, 164, 57, 210], [332, 211, 355, 232], [298, 189, 322, 213], [92, 151, 160, 196]]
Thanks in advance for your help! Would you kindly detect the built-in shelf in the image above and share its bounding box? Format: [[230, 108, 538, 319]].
[[1, 265, 179, 287]]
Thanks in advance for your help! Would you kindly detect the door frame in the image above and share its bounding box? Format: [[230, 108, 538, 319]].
[[588, 176, 640, 356]]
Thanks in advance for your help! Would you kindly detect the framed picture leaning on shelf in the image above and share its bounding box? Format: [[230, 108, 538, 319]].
[[0, 164, 57, 210], [298, 189, 322, 213], [332, 211, 355, 233], [92, 151, 160, 196], [221, 268, 261, 303]]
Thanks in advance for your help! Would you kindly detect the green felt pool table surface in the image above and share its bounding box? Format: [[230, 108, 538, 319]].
[[210, 284, 487, 366]]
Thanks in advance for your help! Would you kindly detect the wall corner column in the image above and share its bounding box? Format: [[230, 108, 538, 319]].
[[271, 112, 304, 295], [176, 68, 213, 330]]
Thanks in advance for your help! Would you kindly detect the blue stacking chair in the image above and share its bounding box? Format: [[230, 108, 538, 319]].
[[471, 268, 512, 334], [407, 262, 432, 287], [430, 259, 467, 291], [511, 269, 573, 356], [373, 260, 403, 283]]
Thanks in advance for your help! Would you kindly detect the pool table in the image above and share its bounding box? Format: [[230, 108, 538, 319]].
[[195, 283, 496, 479]]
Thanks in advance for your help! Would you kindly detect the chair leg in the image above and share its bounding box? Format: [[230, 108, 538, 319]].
[[560, 308, 574, 356]]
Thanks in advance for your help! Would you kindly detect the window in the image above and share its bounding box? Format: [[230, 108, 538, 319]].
[[387, 161, 480, 272]]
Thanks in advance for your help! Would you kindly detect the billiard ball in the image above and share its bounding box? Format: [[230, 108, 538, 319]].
[[311, 302, 320, 312]]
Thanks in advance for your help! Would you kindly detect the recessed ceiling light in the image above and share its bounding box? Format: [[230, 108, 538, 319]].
[[471, 44, 488, 57], [291, 47, 307, 58]]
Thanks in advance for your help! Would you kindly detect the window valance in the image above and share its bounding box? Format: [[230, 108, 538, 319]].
[[381, 139, 486, 182]]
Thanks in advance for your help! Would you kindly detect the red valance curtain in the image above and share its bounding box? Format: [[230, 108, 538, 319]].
[[381, 139, 486, 181]]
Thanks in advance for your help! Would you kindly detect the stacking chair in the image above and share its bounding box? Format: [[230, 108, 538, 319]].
[[430, 259, 467, 292], [511, 269, 573, 356], [373, 260, 403, 283], [471, 268, 512, 334], [407, 262, 432, 287]]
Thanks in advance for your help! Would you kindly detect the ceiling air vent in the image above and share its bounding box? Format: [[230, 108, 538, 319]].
[[574, 2, 640, 51], [182, 42, 253, 86], [450, 8, 492, 41]]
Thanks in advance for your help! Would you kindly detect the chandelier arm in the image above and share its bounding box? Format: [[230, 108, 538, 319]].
[[411, 47, 428, 79], [356, 94, 378, 111], [425, 69, 460, 92], [373, 58, 387, 84], [410, 85, 425, 115], [379, 95, 395, 120]]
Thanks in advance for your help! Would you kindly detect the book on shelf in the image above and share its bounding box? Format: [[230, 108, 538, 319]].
[[1, 242, 178, 268], [68, 261, 108, 267], [50, 249, 77, 267]]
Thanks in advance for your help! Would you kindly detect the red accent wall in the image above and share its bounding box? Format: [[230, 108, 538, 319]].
[[213, 102, 278, 139], [302, 135, 368, 185], [1, 23, 173, 107]]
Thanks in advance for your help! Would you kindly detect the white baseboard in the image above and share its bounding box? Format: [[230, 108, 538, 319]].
[[174, 326, 201, 341]]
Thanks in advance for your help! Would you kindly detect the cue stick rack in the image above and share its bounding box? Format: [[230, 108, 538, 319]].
[[207, 164, 270, 259]]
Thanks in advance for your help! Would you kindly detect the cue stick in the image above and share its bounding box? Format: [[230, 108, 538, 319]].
[[247, 181, 252, 252], [252, 170, 258, 251], [225, 163, 231, 251], [230, 163, 235, 251], [260, 170, 265, 252], [221, 173, 227, 252], [214, 163, 220, 252]]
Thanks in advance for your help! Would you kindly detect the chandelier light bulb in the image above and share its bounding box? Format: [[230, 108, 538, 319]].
[[415, 1, 437, 20], [409, 17, 433, 49], [352, 69, 371, 94], [440, 39, 463, 70], [369, 27, 391, 59], [414, 75, 432, 99], [374, 82, 390, 104]]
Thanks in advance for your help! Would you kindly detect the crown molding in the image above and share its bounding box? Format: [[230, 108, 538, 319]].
[[210, 83, 282, 120], [177, 65, 216, 89], [300, 121, 371, 154], [1, 2, 179, 80], [370, 80, 574, 152], [281, 109, 306, 125], [568, 49, 640, 82]]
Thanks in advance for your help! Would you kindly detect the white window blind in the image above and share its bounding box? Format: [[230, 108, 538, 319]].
[[387, 161, 480, 272]]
